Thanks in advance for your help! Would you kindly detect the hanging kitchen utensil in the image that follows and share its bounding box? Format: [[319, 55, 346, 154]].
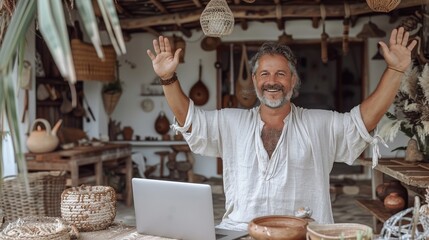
[[235, 44, 257, 108], [154, 111, 170, 135], [222, 44, 238, 108], [201, 36, 221, 51], [189, 59, 209, 106], [60, 90, 73, 114], [21, 89, 28, 123], [357, 19, 386, 39], [20, 60, 31, 123], [83, 93, 96, 121], [73, 92, 86, 117], [36, 84, 50, 101], [320, 4, 329, 64], [342, 2, 351, 55]]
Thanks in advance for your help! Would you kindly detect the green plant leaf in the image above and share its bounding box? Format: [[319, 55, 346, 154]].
[[0, 0, 35, 184], [76, 0, 104, 59]]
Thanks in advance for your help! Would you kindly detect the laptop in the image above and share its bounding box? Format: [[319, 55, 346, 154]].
[[132, 178, 248, 240]]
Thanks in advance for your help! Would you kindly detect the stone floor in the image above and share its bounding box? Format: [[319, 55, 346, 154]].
[[115, 177, 374, 228]]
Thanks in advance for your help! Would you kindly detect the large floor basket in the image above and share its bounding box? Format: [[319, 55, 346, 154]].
[[0, 171, 67, 222]]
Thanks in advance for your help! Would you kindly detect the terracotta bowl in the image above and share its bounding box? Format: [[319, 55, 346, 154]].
[[306, 222, 373, 240], [248, 215, 308, 240]]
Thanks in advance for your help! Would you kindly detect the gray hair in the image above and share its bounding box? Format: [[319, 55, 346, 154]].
[[250, 42, 301, 98]]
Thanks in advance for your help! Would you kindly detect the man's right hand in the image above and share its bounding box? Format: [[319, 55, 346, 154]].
[[147, 36, 182, 80]]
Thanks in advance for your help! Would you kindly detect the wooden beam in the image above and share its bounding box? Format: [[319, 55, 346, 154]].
[[142, 27, 160, 37], [120, 0, 423, 30], [191, 0, 202, 8], [149, 0, 167, 13]]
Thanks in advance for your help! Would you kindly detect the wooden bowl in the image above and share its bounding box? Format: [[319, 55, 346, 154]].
[[248, 215, 308, 240], [306, 222, 373, 240]]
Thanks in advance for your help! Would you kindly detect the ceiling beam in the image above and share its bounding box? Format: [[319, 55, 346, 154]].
[[120, 0, 422, 30], [191, 0, 202, 8], [149, 0, 167, 13], [142, 27, 160, 37]]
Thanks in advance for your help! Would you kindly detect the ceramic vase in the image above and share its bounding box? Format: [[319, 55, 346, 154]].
[[376, 180, 408, 207], [384, 192, 406, 214], [122, 126, 134, 141]]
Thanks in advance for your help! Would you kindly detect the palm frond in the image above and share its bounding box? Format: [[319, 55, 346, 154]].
[[0, 0, 36, 182]]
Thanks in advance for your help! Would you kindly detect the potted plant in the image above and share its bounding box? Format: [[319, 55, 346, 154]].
[[102, 61, 123, 116], [379, 63, 429, 161]]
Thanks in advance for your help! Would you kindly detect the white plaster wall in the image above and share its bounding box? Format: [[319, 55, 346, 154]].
[[79, 15, 410, 178], [2, 9, 411, 180]]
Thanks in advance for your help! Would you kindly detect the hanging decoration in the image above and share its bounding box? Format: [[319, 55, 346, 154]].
[[366, 0, 401, 13], [320, 4, 329, 64], [200, 0, 234, 37], [357, 19, 386, 39], [278, 31, 293, 45]]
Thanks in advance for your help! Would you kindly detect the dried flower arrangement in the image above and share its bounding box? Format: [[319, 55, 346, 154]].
[[379, 63, 429, 160]]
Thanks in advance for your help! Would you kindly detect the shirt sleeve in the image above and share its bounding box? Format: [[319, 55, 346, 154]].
[[333, 105, 380, 165], [171, 100, 222, 157]]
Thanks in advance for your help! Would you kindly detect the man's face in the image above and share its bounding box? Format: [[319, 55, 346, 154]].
[[252, 54, 296, 108]]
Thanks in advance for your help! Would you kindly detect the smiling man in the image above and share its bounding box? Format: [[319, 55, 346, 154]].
[[146, 27, 416, 231]]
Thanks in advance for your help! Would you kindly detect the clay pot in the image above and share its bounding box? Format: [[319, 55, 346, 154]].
[[248, 215, 307, 240], [376, 180, 408, 207], [122, 126, 134, 141], [384, 192, 406, 214]]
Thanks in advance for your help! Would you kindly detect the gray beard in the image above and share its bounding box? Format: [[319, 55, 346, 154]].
[[256, 89, 293, 108]]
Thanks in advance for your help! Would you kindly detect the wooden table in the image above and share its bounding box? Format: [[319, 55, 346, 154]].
[[79, 223, 252, 240], [25, 143, 133, 206]]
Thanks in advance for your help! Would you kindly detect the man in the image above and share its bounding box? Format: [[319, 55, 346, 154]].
[[147, 27, 416, 231]]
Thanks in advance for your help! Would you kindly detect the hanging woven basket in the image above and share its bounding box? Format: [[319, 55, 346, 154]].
[[200, 0, 235, 37], [102, 90, 122, 116], [366, 0, 401, 13]]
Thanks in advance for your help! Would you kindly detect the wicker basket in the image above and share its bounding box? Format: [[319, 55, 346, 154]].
[[306, 223, 373, 240], [71, 39, 116, 82], [366, 0, 401, 13], [0, 216, 78, 240], [61, 185, 116, 232], [0, 172, 67, 222]]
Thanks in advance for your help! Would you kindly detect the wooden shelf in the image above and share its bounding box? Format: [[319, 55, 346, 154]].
[[355, 199, 392, 223], [357, 158, 429, 189]]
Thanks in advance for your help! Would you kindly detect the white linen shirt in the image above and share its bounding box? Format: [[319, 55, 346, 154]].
[[172, 101, 374, 231]]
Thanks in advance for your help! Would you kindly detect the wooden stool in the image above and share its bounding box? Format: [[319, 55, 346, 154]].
[[170, 145, 195, 182], [154, 151, 170, 178]]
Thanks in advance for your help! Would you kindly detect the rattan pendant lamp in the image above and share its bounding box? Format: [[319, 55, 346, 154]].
[[366, 0, 401, 12], [200, 0, 235, 37]]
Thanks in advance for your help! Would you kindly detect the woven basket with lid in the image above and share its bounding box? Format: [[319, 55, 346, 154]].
[[60, 185, 116, 232]]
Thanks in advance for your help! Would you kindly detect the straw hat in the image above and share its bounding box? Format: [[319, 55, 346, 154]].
[[201, 36, 221, 51]]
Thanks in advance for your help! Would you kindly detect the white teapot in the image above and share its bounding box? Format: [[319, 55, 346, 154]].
[[26, 119, 62, 153]]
